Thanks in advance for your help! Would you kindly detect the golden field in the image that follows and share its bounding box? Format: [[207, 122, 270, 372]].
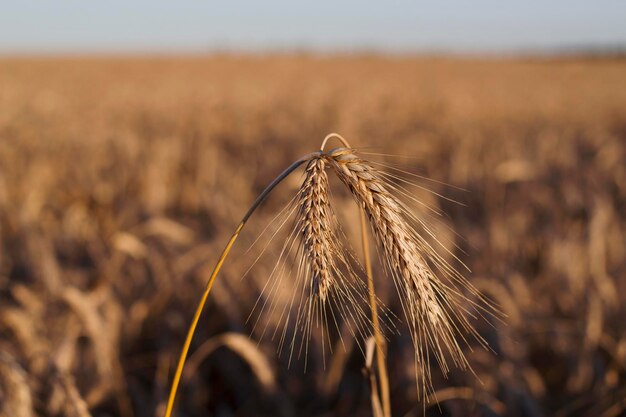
[[0, 55, 625, 417]]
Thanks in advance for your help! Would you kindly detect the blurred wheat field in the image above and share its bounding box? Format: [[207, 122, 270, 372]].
[[0, 55, 625, 417]]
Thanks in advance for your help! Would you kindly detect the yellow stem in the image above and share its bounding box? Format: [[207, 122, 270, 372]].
[[163, 223, 242, 417], [163, 155, 314, 417], [360, 209, 392, 417]]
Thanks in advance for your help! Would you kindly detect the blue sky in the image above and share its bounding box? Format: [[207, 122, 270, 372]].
[[1, 1, 625, 53]]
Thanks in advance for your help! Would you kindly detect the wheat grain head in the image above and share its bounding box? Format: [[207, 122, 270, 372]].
[[324, 146, 490, 397], [297, 157, 335, 303], [283, 156, 387, 362]]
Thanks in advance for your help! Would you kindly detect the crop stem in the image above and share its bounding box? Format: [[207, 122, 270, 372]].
[[163, 154, 316, 417], [361, 208, 392, 417]]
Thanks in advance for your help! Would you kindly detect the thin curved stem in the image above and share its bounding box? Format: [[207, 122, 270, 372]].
[[163, 153, 317, 417], [360, 209, 392, 417], [320, 132, 350, 151]]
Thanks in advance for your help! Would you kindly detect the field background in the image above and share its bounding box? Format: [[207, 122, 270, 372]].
[[0, 55, 625, 417]]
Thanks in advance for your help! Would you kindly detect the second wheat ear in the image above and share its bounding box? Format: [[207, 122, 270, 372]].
[[164, 133, 493, 417]]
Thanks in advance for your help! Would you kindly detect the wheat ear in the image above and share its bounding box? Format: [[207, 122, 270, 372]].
[[289, 155, 380, 365], [320, 133, 392, 417], [298, 157, 334, 302], [325, 146, 482, 397]]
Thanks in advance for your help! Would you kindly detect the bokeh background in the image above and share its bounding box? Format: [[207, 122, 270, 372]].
[[1, 3, 625, 417]]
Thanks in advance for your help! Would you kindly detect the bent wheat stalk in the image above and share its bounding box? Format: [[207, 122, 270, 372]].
[[163, 153, 317, 417], [164, 133, 490, 417]]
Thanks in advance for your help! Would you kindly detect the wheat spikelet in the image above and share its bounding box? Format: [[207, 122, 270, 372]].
[[324, 147, 487, 397], [282, 155, 385, 361], [297, 157, 334, 302]]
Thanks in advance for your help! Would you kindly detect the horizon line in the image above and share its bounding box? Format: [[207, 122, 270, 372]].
[[1, 42, 625, 59]]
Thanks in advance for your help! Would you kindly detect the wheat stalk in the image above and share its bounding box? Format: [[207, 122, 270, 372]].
[[165, 136, 490, 417], [163, 153, 317, 417]]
